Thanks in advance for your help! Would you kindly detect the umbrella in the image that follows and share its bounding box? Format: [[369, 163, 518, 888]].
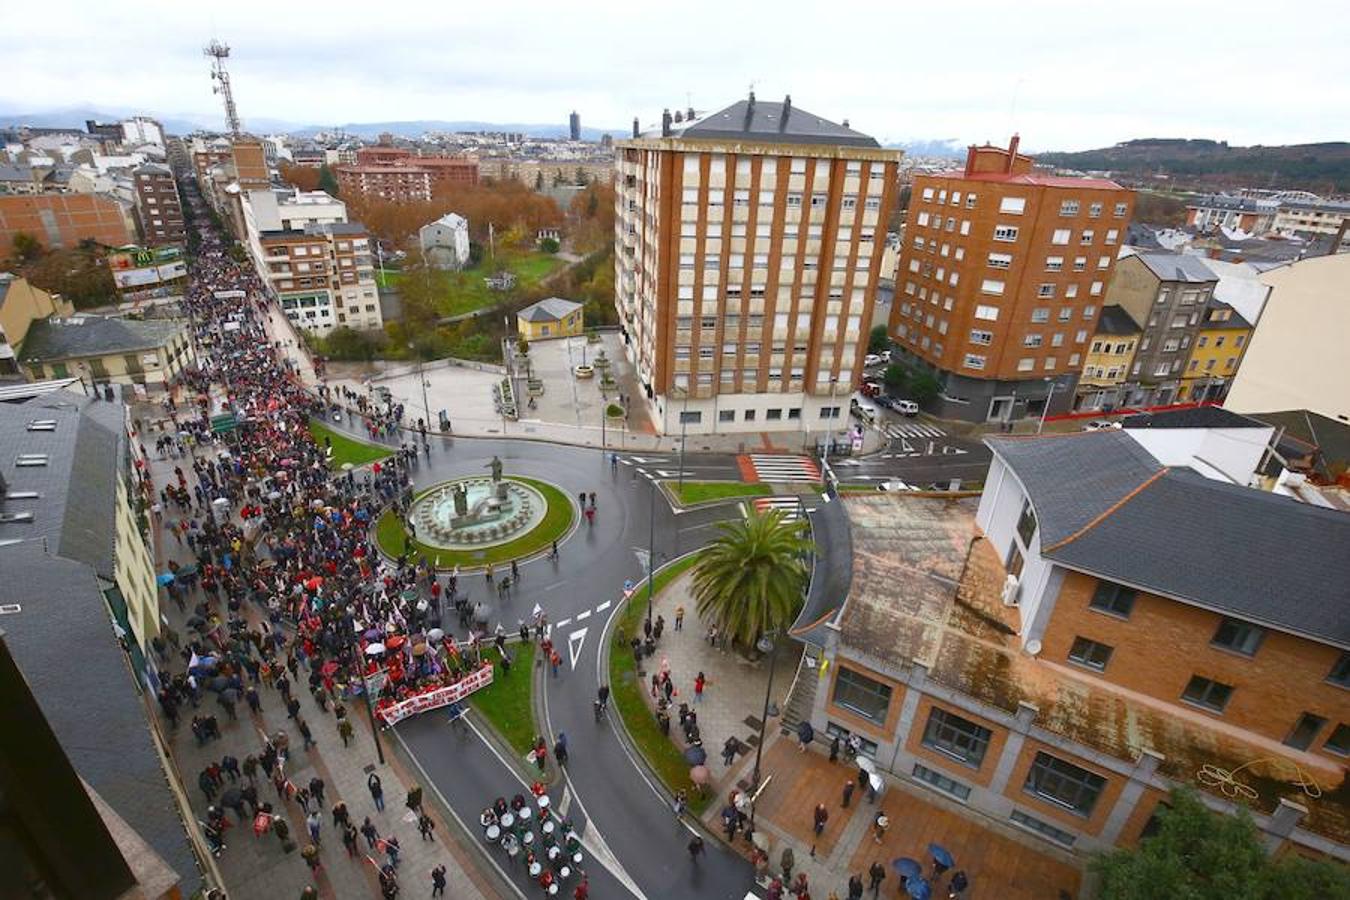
[[364, 629, 383, 641], [157, 573, 176, 586], [365, 642, 387, 655], [906, 878, 931, 900], [427, 628, 445, 643], [412, 643, 427, 656], [342, 463, 355, 471], [690, 765, 711, 785], [387, 635, 406, 650], [206, 675, 229, 693], [858, 756, 878, 774], [869, 773, 884, 793], [682, 745, 707, 766], [892, 858, 923, 880], [928, 843, 954, 870], [178, 564, 198, 577], [400, 589, 419, 603]]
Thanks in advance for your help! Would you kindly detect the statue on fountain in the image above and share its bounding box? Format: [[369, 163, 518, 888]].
[[452, 483, 468, 516], [486, 455, 507, 499]]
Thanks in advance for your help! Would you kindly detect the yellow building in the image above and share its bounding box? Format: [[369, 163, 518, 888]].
[[1181, 299, 1252, 403], [516, 297, 584, 341], [0, 272, 74, 377], [1074, 305, 1141, 411], [20, 315, 195, 388]]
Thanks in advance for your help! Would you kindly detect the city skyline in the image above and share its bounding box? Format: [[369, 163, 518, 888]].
[[2, 1, 1347, 151]]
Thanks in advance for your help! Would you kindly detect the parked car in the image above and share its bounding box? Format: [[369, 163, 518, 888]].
[[859, 380, 882, 398], [894, 399, 920, 417], [863, 353, 884, 367], [851, 394, 880, 425], [874, 395, 898, 411], [1082, 419, 1121, 431], [877, 480, 920, 492], [879, 350, 891, 363]]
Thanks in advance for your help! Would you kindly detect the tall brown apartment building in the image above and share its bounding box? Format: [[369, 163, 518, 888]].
[[614, 94, 902, 434], [889, 137, 1134, 423], [132, 163, 185, 246], [0, 193, 131, 250], [336, 153, 479, 203]]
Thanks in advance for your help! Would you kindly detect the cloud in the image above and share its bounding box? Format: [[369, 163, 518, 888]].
[[0, 0, 1344, 149]]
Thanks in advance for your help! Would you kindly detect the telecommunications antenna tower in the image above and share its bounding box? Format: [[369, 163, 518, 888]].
[[204, 39, 242, 135]]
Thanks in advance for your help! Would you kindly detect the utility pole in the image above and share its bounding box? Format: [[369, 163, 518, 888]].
[[204, 40, 242, 136]]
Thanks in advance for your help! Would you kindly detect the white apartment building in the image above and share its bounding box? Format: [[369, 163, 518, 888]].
[[614, 94, 902, 435]]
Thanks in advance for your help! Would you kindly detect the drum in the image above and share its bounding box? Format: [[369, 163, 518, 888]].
[[485, 824, 500, 841], [572, 852, 583, 864], [559, 865, 571, 879], [523, 830, 535, 845], [529, 862, 542, 877], [503, 838, 519, 857], [537, 794, 551, 809], [547, 846, 560, 860], [519, 806, 533, 821], [547, 885, 558, 896], [500, 812, 515, 828], [542, 820, 555, 835]]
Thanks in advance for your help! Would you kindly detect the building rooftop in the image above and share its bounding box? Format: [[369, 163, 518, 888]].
[[1134, 252, 1218, 283], [517, 297, 582, 323], [20, 316, 187, 364], [1201, 298, 1253, 330], [936, 170, 1125, 190], [649, 96, 880, 148], [1248, 408, 1350, 479], [1095, 305, 1141, 336], [835, 492, 1347, 843], [426, 212, 467, 229], [986, 431, 1350, 648], [1121, 406, 1265, 430]]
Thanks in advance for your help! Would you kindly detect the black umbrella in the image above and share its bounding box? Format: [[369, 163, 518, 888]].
[[206, 675, 230, 693], [682, 745, 708, 766], [221, 786, 242, 808]]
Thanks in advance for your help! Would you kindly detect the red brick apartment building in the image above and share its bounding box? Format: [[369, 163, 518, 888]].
[[335, 150, 479, 203], [0, 193, 131, 250], [889, 137, 1135, 423]]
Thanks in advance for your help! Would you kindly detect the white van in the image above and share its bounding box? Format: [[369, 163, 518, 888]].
[[894, 399, 919, 417]]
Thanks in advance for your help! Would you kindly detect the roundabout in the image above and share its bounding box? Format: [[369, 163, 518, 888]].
[[374, 470, 575, 569]]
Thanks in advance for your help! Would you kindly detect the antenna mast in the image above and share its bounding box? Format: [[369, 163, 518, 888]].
[[204, 39, 242, 135]]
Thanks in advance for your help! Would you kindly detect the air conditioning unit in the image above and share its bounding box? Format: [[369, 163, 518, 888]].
[[1001, 574, 1021, 607]]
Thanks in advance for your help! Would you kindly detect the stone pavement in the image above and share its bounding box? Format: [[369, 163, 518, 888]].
[[139, 426, 505, 900], [628, 567, 1084, 899]]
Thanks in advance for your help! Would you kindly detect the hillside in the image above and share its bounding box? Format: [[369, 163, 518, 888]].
[[1038, 139, 1350, 193]]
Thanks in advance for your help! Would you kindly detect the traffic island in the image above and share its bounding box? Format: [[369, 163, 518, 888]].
[[308, 419, 393, 468]]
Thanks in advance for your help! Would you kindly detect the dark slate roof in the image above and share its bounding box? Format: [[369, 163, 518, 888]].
[[987, 432, 1350, 648], [20, 316, 187, 363], [1248, 409, 1350, 474], [664, 97, 880, 148], [1121, 406, 1265, 430], [518, 297, 582, 323], [0, 542, 196, 889], [1095, 305, 1141, 336], [0, 162, 33, 182], [790, 494, 853, 645], [1201, 299, 1252, 330], [1135, 252, 1218, 284]]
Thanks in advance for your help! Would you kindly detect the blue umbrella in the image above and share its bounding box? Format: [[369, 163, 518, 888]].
[[906, 877, 932, 900], [157, 572, 176, 586], [892, 858, 923, 880], [928, 842, 955, 869]]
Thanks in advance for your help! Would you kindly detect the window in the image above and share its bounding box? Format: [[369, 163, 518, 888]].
[[1045, 256, 1063, 272], [766, 408, 782, 420], [1011, 810, 1077, 847], [1328, 653, 1350, 688], [993, 225, 1019, 242], [1024, 752, 1106, 817], [974, 305, 1000, 321], [1017, 358, 1035, 372], [15, 454, 49, 467], [1105, 229, 1119, 244], [1212, 618, 1264, 656], [1060, 200, 1080, 216], [743, 409, 756, 422], [912, 763, 972, 800], [1326, 724, 1350, 756], [987, 252, 1012, 269], [718, 409, 735, 423], [832, 667, 893, 723], [1031, 307, 1050, 323], [1000, 197, 1026, 214], [921, 708, 992, 767], [1051, 229, 1071, 245], [1182, 675, 1234, 713], [1080, 230, 1095, 244], [963, 354, 986, 370], [1097, 256, 1111, 269], [1090, 581, 1136, 618], [981, 279, 1005, 295], [1089, 202, 1103, 218], [1113, 202, 1128, 217], [1038, 283, 1056, 298], [1024, 334, 1043, 348], [1068, 637, 1114, 672], [969, 330, 993, 346], [966, 194, 977, 208], [1284, 713, 1327, 751]]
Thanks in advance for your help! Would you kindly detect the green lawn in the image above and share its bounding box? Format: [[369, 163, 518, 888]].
[[666, 481, 772, 506], [308, 420, 393, 468], [374, 476, 574, 569], [608, 552, 714, 815], [383, 251, 565, 318], [470, 643, 537, 756]]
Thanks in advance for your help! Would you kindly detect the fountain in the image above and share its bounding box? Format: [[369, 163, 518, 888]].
[[407, 457, 549, 551]]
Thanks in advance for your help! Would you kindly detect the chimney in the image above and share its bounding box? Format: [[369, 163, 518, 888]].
[[780, 94, 792, 132], [842, 118, 850, 129], [674, 110, 683, 123], [661, 109, 672, 137], [964, 144, 977, 177], [1006, 133, 1020, 173], [632, 117, 640, 139], [686, 106, 696, 121], [744, 91, 756, 130]]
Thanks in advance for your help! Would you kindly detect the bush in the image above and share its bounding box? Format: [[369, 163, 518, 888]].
[[868, 324, 890, 354], [538, 237, 560, 254], [882, 364, 908, 392], [606, 403, 624, 417]]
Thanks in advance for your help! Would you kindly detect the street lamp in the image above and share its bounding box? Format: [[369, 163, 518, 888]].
[[677, 386, 691, 492], [747, 632, 780, 840], [344, 613, 385, 765], [1037, 377, 1058, 434], [408, 342, 430, 445]]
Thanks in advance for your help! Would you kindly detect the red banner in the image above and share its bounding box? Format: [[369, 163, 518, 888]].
[[374, 664, 494, 726]]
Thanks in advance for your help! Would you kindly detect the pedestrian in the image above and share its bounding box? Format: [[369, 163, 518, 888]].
[[297, 717, 315, 750], [674, 604, 684, 630], [792, 872, 810, 898], [221, 754, 240, 781], [947, 870, 968, 897], [687, 835, 704, 862], [368, 772, 384, 811], [341, 823, 359, 858], [198, 769, 217, 801], [872, 811, 889, 844], [848, 874, 864, 900], [245, 686, 262, 714], [722, 736, 739, 766], [554, 733, 569, 767], [306, 810, 321, 844], [550, 649, 562, 678], [286, 696, 301, 720], [331, 800, 349, 829], [361, 817, 379, 849], [242, 755, 258, 782], [829, 734, 840, 763], [511, 558, 519, 582], [308, 776, 325, 807], [694, 671, 706, 703], [780, 846, 795, 880], [797, 719, 815, 752], [301, 842, 320, 872], [405, 784, 423, 814], [385, 833, 401, 868], [842, 780, 855, 808], [868, 860, 886, 897], [431, 864, 447, 897], [706, 624, 718, 646], [673, 789, 688, 817], [338, 717, 354, 747], [813, 802, 829, 836]]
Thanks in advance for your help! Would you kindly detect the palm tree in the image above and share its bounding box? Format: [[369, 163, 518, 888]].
[[690, 508, 813, 647]]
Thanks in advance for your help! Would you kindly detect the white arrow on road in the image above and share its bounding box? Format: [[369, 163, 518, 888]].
[[568, 627, 589, 670]]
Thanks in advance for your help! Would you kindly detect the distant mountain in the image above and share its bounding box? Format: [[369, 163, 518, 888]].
[[1037, 138, 1350, 193], [289, 120, 618, 141], [888, 138, 964, 159], [0, 105, 297, 136]]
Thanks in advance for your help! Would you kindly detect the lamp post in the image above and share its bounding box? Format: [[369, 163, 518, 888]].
[[677, 387, 690, 492], [345, 615, 385, 765], [747, 632, 780, 840], [645, 471, 657, 631], [1037, 377, 1058, 435], [409, 342, 430, 445]]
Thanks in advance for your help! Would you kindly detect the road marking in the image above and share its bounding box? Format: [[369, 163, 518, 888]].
[[540, 581, 566, 593], [558, 786, 572, 817], [575, 608, 591, 621], [567, 627, 589, 669], [595, 600, 612, 612], [555, 617, 571, 628]]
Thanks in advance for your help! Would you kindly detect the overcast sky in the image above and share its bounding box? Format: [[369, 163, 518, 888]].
[[2, 1, 1346, 151]]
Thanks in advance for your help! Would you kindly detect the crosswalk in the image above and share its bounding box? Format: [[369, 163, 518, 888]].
[[882, 422, 947, 440], [742, 454, 822, 484], [748, 495, 807, 522]]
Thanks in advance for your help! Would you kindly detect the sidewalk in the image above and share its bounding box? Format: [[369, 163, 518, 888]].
[[141, 436, 505, 900]]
